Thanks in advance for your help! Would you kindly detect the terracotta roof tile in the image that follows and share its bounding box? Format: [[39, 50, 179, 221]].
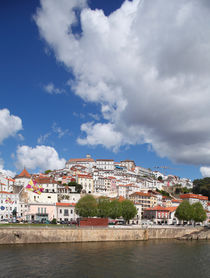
[[180, 194, 208, 201], [56, 202, 76, 207], [17, 168, 31, 178]]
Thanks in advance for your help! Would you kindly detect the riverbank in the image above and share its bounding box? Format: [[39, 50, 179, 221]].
[[0, 226, 209, 244]]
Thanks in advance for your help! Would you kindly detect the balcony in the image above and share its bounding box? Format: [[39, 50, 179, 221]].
[[36, 213, 48, 217]]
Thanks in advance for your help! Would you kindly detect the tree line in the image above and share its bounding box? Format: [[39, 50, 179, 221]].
[[75, 195, 137, 223], [175, 200, 207, 223]]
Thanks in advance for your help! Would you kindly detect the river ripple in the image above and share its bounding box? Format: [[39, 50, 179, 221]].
[[0, 240, 209, 278]]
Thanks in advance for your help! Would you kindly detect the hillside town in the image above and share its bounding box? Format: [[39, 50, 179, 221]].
[[0, 155, 209, 226]]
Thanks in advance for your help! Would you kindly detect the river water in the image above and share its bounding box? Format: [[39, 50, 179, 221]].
[[0, 240, 209, 278]]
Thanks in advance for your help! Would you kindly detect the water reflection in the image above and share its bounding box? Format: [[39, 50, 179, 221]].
[[0, 240, 209, 278]]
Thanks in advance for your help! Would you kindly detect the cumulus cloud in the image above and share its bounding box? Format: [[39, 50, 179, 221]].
[[44, 82, 65, 94], [35, 0, 210, 165], [77, 122, 124, 151], [200, 167, 210, 178], [0, 108, 22, 144], [16, 145, 66, 171]]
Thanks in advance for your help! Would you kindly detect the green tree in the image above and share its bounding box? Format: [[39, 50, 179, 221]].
[[157, 176, 163, 181], [51, 218, 57, 224], [175, 200, 193, 222], [191, 202, 207, 223], [44, 170, 52, 174], [68, 181, 83, 193], [108, 200, 122, 219], [12, 208, 17, 218], [121, 200, 137, 223], [97, 197, 110, 218], [75, 194, 97, 217]]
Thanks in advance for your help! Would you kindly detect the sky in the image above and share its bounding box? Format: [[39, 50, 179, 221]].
[[0, 0, 210, 180]]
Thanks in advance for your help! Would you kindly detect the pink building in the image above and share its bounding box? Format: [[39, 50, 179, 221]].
[[25, 203, 56, 222]]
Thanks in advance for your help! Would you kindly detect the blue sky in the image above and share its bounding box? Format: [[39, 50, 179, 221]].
[[0, 0, 209, 180]]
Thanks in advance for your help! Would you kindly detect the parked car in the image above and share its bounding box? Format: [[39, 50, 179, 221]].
[[116, 220, 126, 225]]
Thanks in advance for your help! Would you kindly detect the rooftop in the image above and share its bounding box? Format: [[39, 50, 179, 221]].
[[16, 168, 31, 178], [180, 194, 208, 201]]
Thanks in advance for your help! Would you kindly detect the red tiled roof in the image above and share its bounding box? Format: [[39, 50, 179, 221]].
[[162, 196, 171, 200], [56, 202, 76, 207], [78, 174, 92, 179], [6, 178, 15, 182], [67, 158, 94, 163], [167, 206, 178, 212], [35, 177, 57, 184], [172, 199, 182, 203], [180, 194, 208, 201], [130, 192, 151, 197], [0, 191, 13, 194], [96, 159, 114, 161], [144, 206, 170, 211], [17, 168, 31, 178]]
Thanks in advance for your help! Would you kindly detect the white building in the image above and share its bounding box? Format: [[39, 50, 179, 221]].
[[27, 191, 58, 204], [56, 202, 78, 222], [14, 168, 31, 187], [96, 159, 114, 171], [65, 155, 95, 170], [180, 194, 208, 210], [121, 160, 136, 171], [0, 191, 19, 220]]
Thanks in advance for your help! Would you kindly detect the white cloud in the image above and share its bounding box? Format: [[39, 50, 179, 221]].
[[44, 82, 65, 94], [0, 158, 16, 177], [77, 122, 124, 151], [0, 108, 22, 144], [73, 112, 85, 119], [37, 133, 51, 144], [88, 113, 100, 121], [200, 167, 210, 178], [35, 0, 210, 166], [52, 122, 70, 138], [37, 123, 70, 144], [16, 145, 66, 171]]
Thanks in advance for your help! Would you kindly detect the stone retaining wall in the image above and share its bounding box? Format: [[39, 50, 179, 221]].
[[0, 227, 209, 245]]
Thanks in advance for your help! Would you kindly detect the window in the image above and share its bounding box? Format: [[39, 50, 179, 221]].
[[60, 209, 62, 213], [41, 208, 43, 213], [44, 208, 46, 213], [38, 208, 40, 213], [64, 209, 69, 216]]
